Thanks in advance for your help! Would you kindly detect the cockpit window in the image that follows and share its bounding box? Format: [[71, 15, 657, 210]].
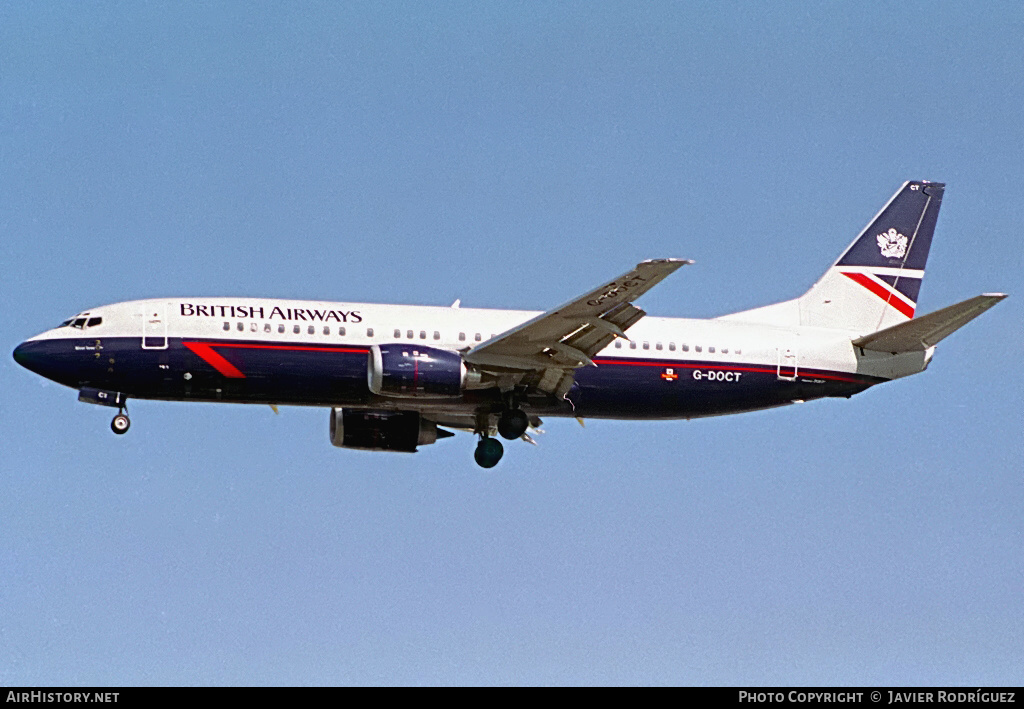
[[60, 314, 102, 329]]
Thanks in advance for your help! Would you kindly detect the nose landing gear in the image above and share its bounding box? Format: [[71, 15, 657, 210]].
[[111, 409, 130, 435]]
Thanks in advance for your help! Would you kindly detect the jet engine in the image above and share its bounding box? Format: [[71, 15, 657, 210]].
[[367, 344, 482, 398], [329, 408, 451, 452]]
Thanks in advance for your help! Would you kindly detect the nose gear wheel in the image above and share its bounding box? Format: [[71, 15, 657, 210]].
[[111, 411, 130, 434]]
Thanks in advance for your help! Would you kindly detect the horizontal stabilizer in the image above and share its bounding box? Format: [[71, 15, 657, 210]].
[[852, 293, 1007, 353]]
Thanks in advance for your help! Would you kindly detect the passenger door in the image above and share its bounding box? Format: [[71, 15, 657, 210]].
[[777, 346, 798, 380], [141, 303, 168, 350]]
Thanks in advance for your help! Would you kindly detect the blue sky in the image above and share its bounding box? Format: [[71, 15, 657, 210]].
[[2, 1, 1021, 685]]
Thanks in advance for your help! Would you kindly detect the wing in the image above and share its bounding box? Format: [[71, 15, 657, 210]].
[[464, 258, 691, 396]]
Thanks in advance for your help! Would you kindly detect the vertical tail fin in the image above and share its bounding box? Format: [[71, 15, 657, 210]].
[[798, 180, 944, 332]]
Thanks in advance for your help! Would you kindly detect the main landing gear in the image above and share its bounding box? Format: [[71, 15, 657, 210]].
[[472, 401, 536, 468], [497, 408, 529, 440], [111, 409, 130, 435], [474, 436, 503, 468], [473, 408, 536, 468]]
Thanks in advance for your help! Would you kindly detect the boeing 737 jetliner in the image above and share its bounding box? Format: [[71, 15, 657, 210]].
[[13, 181, 1006, 467]]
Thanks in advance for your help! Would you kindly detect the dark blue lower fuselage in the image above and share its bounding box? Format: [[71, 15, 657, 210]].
[[13, 336, 882, 420]]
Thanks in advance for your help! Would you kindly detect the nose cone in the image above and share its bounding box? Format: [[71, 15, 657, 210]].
[[14, 338, 84, 388], [13, 339, 56, 379], [13, 341, 32, 369]]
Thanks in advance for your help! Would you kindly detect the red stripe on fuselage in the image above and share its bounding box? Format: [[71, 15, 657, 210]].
[[182, 341, 370, 378], [179, 340, 870, 385], [841, 272, 915, 318], [208, 343, 370, 353], [182, 342, 247, 378], [591, 358, 868, 384]]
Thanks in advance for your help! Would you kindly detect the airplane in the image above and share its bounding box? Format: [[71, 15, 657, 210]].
[[13, 181, 1006, 468]]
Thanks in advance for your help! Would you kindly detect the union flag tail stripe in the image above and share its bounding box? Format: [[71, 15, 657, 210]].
[[841, 272, 916, 318]]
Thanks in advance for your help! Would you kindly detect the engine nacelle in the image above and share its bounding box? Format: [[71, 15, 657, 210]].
[[329, 408, 443, 452], [367, 344, 468, 398]]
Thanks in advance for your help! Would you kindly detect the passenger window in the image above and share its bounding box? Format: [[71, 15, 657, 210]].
[[223, 322, 230, 331], [735, 348, 742, 355], [475, 333, 482, 342], [308, 325, 315, 335], [339, 327, 346, 336], [642, 342, 649, 350], [278, 324, 285, 333], [709, 346, 715, 354], [237, 322, 244, 331], [407, 330, 414, 339], [682, 344, 689, 352], [629, 342, 637, 349], [656, 343, 662, 351], [433, 331, 440, 340], [367, 328, 374, 337], [419, 330, 426, 339], [264, 324, 271, 333], [722, 347, 728, 354], [459, 332, 466, 342], [293, 325, 300, 334], [695, 345, 702, 353], [669, 343, 676, 351], [251, 322, 257, 332], [615, 341, 622, 349], [323, 326, 330, 335], [394, 329, 401, 338]]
